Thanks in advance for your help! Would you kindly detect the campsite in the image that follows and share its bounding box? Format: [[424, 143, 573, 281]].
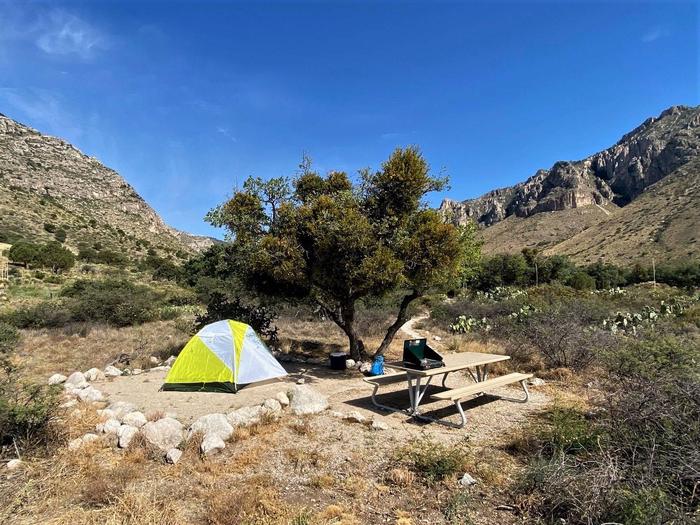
[[1, 2, 699, 524]]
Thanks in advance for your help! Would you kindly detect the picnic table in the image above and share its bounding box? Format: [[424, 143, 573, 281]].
[[364, 352, 531, 428]]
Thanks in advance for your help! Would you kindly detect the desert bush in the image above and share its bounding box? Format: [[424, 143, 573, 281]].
[[2, 301, 72, 329], [400, 437, 470, 483], [0, 322, 19, 354], [517, 334, 700, 524], [196, 292, 278, 342]]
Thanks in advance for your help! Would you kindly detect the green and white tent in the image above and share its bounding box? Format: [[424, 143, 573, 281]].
[[162, 320, 287, 393]]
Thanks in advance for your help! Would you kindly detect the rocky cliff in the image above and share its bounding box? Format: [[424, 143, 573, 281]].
[[0, 113, 214, 256], [441, 105, 700, 227]]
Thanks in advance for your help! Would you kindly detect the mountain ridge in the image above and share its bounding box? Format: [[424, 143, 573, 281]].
[[0, 112, 214, 258], [441, 105, 700, 264]]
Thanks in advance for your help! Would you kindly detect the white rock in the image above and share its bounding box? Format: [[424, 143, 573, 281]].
[[149, 356, 160, 365], [132, 368, 143, 375], [48, 373, 67, 385], [84, 367, 106, 382], [104, 365, 122, 377], [296, 378, 306, 384], [150, 365, 169, 372], [345, 359, 356, 369], [164, 356, 177, 366], [201, 434, 225, 456], [107, 401, 137, 419], [64, 371, 88, 389], [165, 448, 182, 464], [117, 425, 139, 448], [189, 413, 233, 441], [226, 406, 264, 428], [122, 369, 132, 376], [60, 400, 78, 409], [345, 411, 367, 424], [275, 391, 290, 406], [82, 433, 99, 444], [68, 437, 84, 451], [262, 398, 282, 414], [459, 473, 477, 487], [287, 384, 329, 415], [6, 459, 22, 470], [329, 411, 345, 418], [96, 418, 121, 434], [359, 362, 372, 373], [371, 419, 389, 431], [433, 335, 442, 342], [528, 378, 546, 387], [63, 386, 84, 398], [77, 386, 104, 403], [141, 417, 184, 451], [122, 411, 147, 428]]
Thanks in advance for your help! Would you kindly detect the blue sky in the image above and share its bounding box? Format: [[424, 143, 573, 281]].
[[1, 1, 697, 238]]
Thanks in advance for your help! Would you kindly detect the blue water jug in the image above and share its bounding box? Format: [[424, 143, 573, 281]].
[[370, 355, 385, 376]]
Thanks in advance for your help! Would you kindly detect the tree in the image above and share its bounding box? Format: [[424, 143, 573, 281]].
[[37, 241, 75, 273], [8, 242, 40, 268], [209, 147, 473, 360]]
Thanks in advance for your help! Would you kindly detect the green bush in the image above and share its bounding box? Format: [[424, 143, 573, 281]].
[[401, 437, 469, 483], [0, 322, 19, 354]]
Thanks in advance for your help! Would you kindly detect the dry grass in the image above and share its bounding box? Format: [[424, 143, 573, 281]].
[[386, 467, 416, 487], [16, 320, 189, 381]]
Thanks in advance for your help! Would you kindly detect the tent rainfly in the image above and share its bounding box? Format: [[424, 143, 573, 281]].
[[162, 320, 287, 393]]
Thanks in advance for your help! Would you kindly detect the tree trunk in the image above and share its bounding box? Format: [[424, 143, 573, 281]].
[[319, 299, 367, 361], [373, 290, 421, 358]]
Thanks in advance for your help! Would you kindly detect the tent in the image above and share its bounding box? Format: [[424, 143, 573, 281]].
[[162, 320, 287, 393]]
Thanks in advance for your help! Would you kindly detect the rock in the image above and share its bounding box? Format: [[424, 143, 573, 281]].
[[296, 378, 306, 385], [122, 411, 147, 428], [149, 356, 160, 365], [433, 335, 442, 342], [150, 366, 169, 372], [226, 406, 264, 428], [132, 368, 143, 375], [287, 384, 329, 415], [345, 411, 367, 424], [345, 359, 356, 369], [459, 473, 477, 487], [201, 434, 225, 456], [189, 413, 233, 441], [528, 377, 546, 387], [107, 401, 137, 419], [329, 411, 345, 418], [371, 419, 389, 431], [122, 369, 132, 376], [60, 399, 78, 409], [6, 459, 22, 470], [141, 417, 184, 451], [164, 356, 177, 366], [64, 371, 88, 389], [117, 425, 139, 448], [77, 386, 104, 403], [84, 367, 106, 382], [96, 408, 116, 419], [275, 391, 290, 406], [96, 418, 121, 434], [48, 373, 67, 385], [165, 448, 182, 464], [82, 433, 99, 444], [68, 437, 84, 451], [262, 398, 283, 414], [359, 362, 372, 373], [103, 365, 122, 377]]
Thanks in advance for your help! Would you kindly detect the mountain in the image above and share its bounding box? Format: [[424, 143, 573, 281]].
[[0, 113, 215, 258], [441, 105, 700, 264]]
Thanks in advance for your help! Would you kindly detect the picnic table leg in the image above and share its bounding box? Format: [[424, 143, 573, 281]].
[[441, 372, 450, 388], [406, 375, 434, 416]]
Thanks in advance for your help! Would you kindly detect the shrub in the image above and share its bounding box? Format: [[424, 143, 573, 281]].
[[2, 301, 72, 329], [196, 292, 278, 342], [53, 229, 67, 243], [400, 437, 469, 483], [0, 322, 19, 354]]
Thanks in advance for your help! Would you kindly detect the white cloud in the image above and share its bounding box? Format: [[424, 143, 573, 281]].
[[642, 27, 670, 43], [216, 126, 237, 142], [35, 10, 106, 59]]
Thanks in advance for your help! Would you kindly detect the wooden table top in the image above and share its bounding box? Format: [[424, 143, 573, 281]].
[[385, 352, 510, 377]]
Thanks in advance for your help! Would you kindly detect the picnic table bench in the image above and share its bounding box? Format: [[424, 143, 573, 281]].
[[363, 352, 532, 428]]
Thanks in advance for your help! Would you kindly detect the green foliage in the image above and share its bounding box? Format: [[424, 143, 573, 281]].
[[207, 148, 473, 359], [449, 315, 491, 334], [195, 292, 278, 342], [0, 322, 19, 355], [43, 222, 56, 233], [442, 491, 473, 525], [53, 229, 67, 243], [8, 240, 74, 272], [401, 437, 470, 483]]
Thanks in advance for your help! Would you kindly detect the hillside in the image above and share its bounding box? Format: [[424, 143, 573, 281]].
[[441, 105, 700, 264], [0, 113, 213, 258]]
